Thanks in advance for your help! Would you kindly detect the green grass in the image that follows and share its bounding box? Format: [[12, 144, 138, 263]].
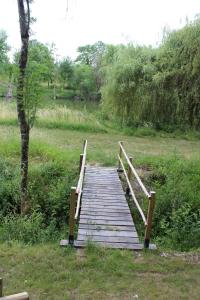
[[1, 124, 200, 161], [0, 99, 200, 298], [0, 101, 107, 133], [0, 243, 200, 299], [1, 99, 200, 139]]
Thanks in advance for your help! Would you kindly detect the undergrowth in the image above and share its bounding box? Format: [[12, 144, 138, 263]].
[[0, 151, 200, 250], [0, 100, 200, 250], [0, 100, 200, 139], [131, 155, 200, 251]]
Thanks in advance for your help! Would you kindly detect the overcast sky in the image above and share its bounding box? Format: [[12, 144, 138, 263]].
[[1, 0, 200, 60]]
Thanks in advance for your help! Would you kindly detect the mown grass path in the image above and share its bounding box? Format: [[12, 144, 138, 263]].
[[0, 126, 200, 164], [0, 244, 200, 299]]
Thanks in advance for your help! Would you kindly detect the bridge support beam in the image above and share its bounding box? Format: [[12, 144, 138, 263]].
[[68, 187, 77, 245], [126, 156, 133, 196], [144, 191, 156, 248]]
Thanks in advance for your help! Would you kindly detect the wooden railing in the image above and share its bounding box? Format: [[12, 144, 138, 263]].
[[0, 278, 29, 300], [118, 141, 156, 248], [68, 140, 87, 245]]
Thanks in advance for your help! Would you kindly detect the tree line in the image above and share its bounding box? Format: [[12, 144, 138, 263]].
[[101, 18, 200, 131], [1, 16, 200, 132]]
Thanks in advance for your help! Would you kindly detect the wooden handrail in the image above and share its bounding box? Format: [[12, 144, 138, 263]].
[[119, 141, 150, 197], [68, 140, 87, 244], [118, 155, 147, 225], [0, 293, 29, 300], [75, 140, 87, 219], [76, 140, 87, 194], [0, 278, 2, 297], [118, 141, 156, 248], [0, 278, 29, 300]]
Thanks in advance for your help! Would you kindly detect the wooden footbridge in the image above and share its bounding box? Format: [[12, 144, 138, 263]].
[[61, 140, 156, 250]]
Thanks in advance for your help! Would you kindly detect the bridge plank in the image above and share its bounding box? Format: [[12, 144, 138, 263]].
[[79, 219, 134, 226], [79, 211, 131, 217], [78, 229, 138, 237], [79, 224, 136, 231], [80, 216, 133, 222], [75, 241, 143, 250], [77, 235, 139, 244]]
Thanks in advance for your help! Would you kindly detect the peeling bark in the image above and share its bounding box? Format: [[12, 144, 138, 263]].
[[16, 0, 30, 214]]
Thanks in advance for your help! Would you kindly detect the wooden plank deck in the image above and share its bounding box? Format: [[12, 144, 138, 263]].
[[75, 166, 143, 250]]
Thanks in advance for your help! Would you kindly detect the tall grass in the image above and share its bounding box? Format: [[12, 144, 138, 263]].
[[0, 101, 107, 133]]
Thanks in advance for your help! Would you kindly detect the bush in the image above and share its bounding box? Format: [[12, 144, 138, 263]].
[[0, 158, 77, 221], [159, 204, 200, 250], [101, 18, 200, 130], [140, 156, 200, 250], [0, 158, 20, 214], [0, 212, 61, 244]]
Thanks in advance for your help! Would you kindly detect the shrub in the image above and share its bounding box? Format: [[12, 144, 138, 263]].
[[0, 158, 20, 214], [140, 156, 200, 250], [0, 212, 61, 244], [159, 204, 200, 250], [0, 158, 75, 220]]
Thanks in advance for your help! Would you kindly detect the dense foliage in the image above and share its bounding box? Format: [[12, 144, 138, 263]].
[[2, 19, 200, 130], [0, 154, 200, 250], [101, 18, 200, 130]]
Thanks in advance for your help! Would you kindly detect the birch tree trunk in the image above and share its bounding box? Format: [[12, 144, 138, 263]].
[[16, 0, 31, 214]]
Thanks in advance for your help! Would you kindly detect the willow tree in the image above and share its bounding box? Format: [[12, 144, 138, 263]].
[[17, 0, 35, 213]]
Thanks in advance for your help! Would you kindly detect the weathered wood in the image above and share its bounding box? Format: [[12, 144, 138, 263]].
[[82, 203, 129, 208], [80, 215, 133, 221], [119, 142, 150, 197], [74, 165, 142, 250], [79, 153, 83, 172], [118, 141, 123, 170], [79, 224, 136, 231], [68, 187, 77, 244], [79, 219, 134, 226], [118, 155, 147, 225], [75, 240, 143, 250], [78, 235, 139, 243], [76, 140, 87, 194], [0, 292, 29, 300], [83, 191, 125, 196], [82, 195, 125, 200], [81, 208, 130, 213], [82, 205, 129, 210], [84, 187, 121, 191], [82, 199, 126, 204], [144, 191, 156, 248], [82, 202, 126, 207], [126, 156, 132, 196], [75, 140, 87, 220], [0, 278, 2, 297], [78, 229, 138, 237], [80, 210, 130, 216]]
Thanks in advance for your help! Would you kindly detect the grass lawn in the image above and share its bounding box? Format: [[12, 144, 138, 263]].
[[0, 125, 200, 165], [0, 100, 200, 299], [0, 243, 200, 300]]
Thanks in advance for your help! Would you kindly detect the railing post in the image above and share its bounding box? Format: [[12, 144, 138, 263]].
[[0, 278, 3, 297], [68, 187, 77, 245], [118, 141, 123, 171], [79, 154, 83, 172], [83, 139, 86, 151], [126, 156, 132, 196], [144, 191, 156, 248]]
